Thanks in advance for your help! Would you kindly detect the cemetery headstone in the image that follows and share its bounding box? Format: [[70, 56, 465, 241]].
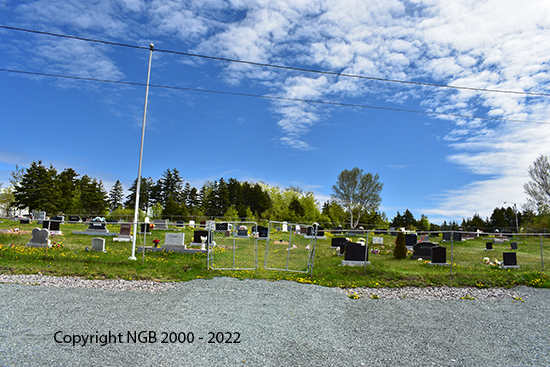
[[341, 243, 371, 266], [192, 230, 211, 244], [20, 218, 30, 224], [163, 232, 186, 251], [215, 222, 228, 231], [442, 232, 451, 241], [373, 237, 384, 245], [36, 211, 47, 224], [511, 242, 518, 250], [501, 252, 519, 269], [176, 221, 185, 228], [91, 237, 106, 252], [331, 237, 348, 249], [189, 220, 195, 227], [282, 222, 288, 232], [485, 242, 493, 250], [140, 223, 151, 234], [153, 219, 169, 230], [51, 215, 64, 224], [412, 241, 438, 260], [27, 228, 51, 248], [258, 226, 269, 238], [405, 234, 417, 246], [237, 229, 248, 237], [114, 223, 132, 242], [430, 246, 448, 265], [49, 220, 60, 232], [68, 216, 81, 223], [42, 220, 51, 230]]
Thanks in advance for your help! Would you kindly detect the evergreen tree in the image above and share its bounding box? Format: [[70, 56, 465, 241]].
[[393, 232, 407, 259], [108, 180, 124, 211], [13, 161, 59, 213], [125, 177, 154, 212], [57, 168, 79, 213]]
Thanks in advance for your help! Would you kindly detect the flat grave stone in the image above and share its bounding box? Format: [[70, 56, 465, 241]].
[[485, 242, 493, 250], [91, 237, 106, 252], [19, 218, 31, 224], [26, 228, 51, 248]]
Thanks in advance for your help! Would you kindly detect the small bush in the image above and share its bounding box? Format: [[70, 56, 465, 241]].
[[393, 232, 408, 259]]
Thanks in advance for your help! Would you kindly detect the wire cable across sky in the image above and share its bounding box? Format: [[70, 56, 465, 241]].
[[2, 68, 548, 125], [2, 24, 550, 98]]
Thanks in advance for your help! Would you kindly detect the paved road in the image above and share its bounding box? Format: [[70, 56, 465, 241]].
[[1, 278, 549, 366]]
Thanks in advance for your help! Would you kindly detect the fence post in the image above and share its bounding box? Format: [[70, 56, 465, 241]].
[[540, 234, 544, 273], [450, 231, 454, 277]]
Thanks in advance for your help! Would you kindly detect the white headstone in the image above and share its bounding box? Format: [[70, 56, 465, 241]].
[[91, 237, 106, 252], [282, 222, 288, 232], [373, 237, 384, 245], [189, 220, 195, 228]]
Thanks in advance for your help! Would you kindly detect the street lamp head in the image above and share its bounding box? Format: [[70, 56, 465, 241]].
[[149, 43, 154, 49]]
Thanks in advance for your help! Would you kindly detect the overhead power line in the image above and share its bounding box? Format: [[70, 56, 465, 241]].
[[2, 68, 549, 125], [1, 24, 549, 97]]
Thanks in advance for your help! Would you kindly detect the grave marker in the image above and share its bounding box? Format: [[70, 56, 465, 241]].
[[373, 237, 384, 245], [91, 237, 106, 252], [163, 232, 186, 252], [501, 252, 520, 269], [26, 228, 51, 248]]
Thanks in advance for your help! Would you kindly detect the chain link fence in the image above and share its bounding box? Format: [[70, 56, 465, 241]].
[[1, 218, 547, 279]]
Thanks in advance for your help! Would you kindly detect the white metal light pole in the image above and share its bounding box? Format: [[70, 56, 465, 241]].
[[129, 43, 154, 260], [504, 201, 519, 234]]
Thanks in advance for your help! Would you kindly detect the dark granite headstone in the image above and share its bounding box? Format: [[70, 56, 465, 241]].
[[200, 221, 206, 228], [139, 223, 151, 233], [344, 244, 368, 261], [42, 220, 50, 230], [511, 242, 518, 250], [176, 221, 185, 228], [215, 223, 228, 231], [69, 216, 81, 223], [258, 226, 268, 238], [412, 241, 438, 259], [300, 227, 308, 235], [331, 237, 348, 248], [20, 218, 30, 224], [453, 232, 463, 242], [503, 252, 517, 266], [306, 225, 324, 237], [237, 229, 248, 237], [486, 242, 493, 250], [405, 234, 417, 246], [442, 232, 451, 241], [49, 220, 60, 231], [431, 246, 447, 264]]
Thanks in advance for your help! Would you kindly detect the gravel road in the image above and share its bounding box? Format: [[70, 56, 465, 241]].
[[1, 277, 549, 366]]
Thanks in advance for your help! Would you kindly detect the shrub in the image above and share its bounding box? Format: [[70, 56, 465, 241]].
[[393, 231, 408, 259]]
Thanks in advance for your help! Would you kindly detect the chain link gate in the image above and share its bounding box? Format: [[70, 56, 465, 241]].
[[263, 221, 319, 273], [207, 221, 258, 270]]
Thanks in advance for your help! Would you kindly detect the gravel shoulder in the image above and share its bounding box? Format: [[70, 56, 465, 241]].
[[1, 276, 549, 366]]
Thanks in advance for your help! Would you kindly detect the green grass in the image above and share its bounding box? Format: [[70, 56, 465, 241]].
[[1, 220, 549, 288]]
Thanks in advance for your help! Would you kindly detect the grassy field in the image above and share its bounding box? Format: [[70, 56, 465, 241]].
[[0, 220, 548, 288]]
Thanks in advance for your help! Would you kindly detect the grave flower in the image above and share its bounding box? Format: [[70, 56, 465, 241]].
[[153, 239, 160, 247]]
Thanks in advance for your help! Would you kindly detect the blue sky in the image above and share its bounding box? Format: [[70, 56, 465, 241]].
[[2, 0, 550, 224]]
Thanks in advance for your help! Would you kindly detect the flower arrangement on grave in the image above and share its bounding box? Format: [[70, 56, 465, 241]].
[[153, 239, 160, 247], [483, 257, 502, 266], [149, 223, 155, 229]]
